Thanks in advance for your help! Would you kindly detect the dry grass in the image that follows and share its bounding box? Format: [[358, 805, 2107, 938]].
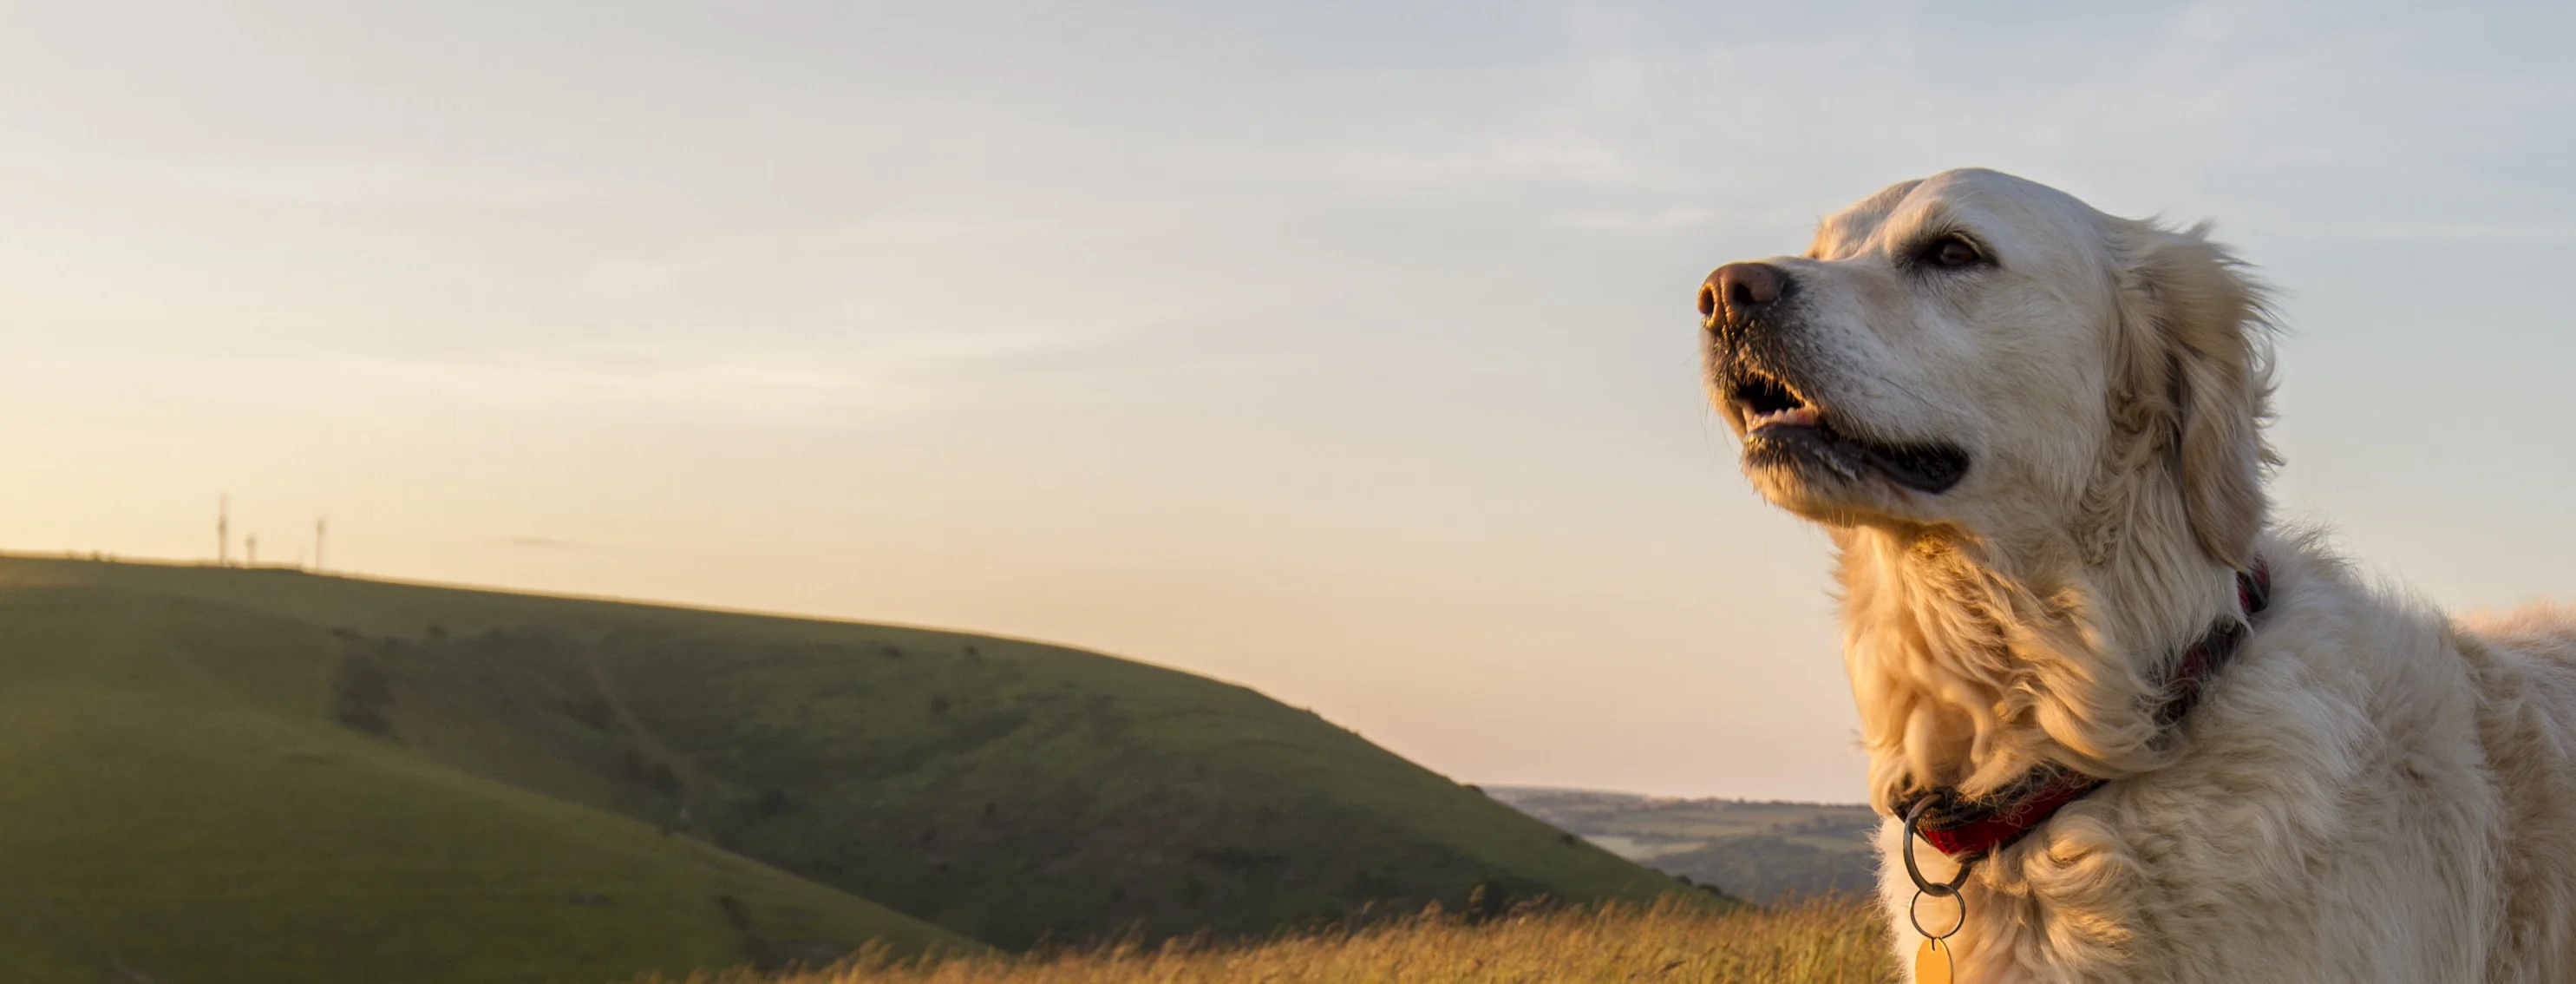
[[652, 896, 1893, 984]]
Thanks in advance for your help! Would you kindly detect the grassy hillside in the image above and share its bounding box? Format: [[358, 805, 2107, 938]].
[[0, 555, 1691, 980], [1487, 787, 1879, 902], [656, 896, 1890, 984], [0, 574, 968, 984]]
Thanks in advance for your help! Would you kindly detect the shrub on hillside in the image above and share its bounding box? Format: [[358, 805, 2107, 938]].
[[330, 652, 397, 737]]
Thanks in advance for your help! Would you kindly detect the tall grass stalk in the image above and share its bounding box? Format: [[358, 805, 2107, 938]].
[[657, 895, 1892, 984]]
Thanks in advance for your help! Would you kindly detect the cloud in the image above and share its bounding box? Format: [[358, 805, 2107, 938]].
[[335, 343, 986, 423], [0, 150, 598, 208], [504, 536, 594, 551], [1159, 0, 2576, 251], [1248, 140, 1645, 187], [1562, 207, 1712, 230]]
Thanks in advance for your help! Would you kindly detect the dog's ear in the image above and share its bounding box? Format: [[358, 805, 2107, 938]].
[[2111, 221, 2276, 567]]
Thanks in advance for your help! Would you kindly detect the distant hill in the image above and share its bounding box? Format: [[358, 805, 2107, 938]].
[[0, 556, 1690, 983], [1487, 787, 1880, 902]]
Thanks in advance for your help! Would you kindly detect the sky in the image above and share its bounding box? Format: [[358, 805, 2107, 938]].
[[4, 1, 2574, 803]]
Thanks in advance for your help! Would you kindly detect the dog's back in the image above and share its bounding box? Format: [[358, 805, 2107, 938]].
[[2457, 605, 2576, 980], [2124, 551, 2576, 982]]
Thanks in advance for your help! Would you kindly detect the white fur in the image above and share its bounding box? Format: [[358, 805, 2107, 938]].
[[1702, 169, 2576, 981]]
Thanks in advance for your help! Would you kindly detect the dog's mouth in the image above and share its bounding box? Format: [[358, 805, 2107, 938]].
[[1726, 370, 1970, 495]]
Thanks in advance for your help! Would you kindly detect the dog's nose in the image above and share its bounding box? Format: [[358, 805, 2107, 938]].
[[1698, 262, 1791, 321]]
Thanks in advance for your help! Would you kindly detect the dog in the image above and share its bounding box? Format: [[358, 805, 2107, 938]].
[[1697, 168, 2576, 981]]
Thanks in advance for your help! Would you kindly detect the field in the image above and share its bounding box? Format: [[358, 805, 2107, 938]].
[[657, 896, 1893, 984], [0, 555, 1691, 983], [1488, 788, 1880, 902]]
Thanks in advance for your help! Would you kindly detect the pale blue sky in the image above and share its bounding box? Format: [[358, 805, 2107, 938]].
[[4, 1, 2573, 800]]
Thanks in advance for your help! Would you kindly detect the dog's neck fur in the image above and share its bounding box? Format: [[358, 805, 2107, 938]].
[[1834, 477, 2252, 815]]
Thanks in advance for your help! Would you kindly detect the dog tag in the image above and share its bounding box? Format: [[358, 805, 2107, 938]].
[[1915, 938, 1952, 984]]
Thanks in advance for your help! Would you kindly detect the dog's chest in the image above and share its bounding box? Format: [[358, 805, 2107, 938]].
[[1916, 680, 2503, 983]]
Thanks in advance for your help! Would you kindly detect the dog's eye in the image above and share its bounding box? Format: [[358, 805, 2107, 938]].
[[1922, 234, 1984, 269]]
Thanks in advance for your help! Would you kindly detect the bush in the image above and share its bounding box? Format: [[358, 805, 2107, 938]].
[[331, 653, 397, 737]]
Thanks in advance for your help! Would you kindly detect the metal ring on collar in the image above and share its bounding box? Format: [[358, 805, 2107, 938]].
[[1902, 796, 1979, 898], [1909, 885, 1966, 941]]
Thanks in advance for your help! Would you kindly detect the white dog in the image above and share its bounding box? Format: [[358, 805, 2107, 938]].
[[1697, 168, 2576, 982]]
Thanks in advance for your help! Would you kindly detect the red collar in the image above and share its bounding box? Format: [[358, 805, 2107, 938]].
[[1895, 563, 2272, 859]]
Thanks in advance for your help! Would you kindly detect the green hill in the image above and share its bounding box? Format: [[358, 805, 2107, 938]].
[[0, 555, 1691, 982]]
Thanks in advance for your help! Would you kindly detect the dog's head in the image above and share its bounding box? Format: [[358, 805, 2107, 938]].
[[1700, 168, 2272, 567]]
